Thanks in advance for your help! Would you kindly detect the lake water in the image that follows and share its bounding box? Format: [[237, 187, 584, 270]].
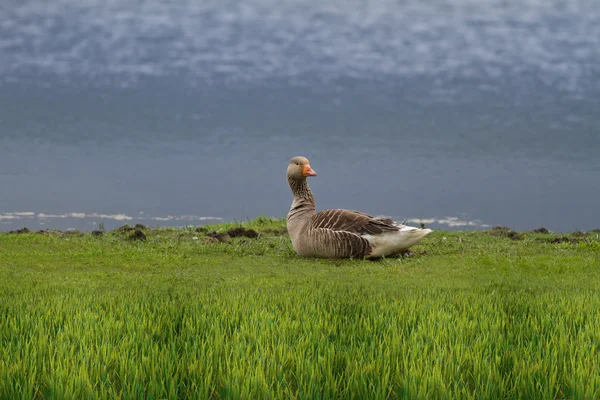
[[1, 0, 599, 232]]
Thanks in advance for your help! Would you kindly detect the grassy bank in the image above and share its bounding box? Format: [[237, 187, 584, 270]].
[[1, 219, 600, 399]]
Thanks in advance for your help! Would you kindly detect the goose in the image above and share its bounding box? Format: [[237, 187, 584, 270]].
[[286, 156, 432, 258]]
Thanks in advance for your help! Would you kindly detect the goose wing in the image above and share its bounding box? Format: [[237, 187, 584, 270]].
[[308, 209, 399, 235], [306, 228, 373, 258]]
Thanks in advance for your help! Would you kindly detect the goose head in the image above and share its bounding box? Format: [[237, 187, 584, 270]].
[[287, 156, 317, 180]]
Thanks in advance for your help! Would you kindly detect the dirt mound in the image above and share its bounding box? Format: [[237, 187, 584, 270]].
[[226, 227, 259, 238], [9, 227, 30, 234], [488, 226, 524, 240], [207, 231, 229, 242], [129, 229, 146, 241], [532, 227, 549, 234]]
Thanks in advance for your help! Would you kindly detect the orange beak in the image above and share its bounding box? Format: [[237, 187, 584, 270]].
[[303, 164, 317, 176]]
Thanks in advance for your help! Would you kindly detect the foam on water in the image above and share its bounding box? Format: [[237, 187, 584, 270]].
[[0, 210, 490, 232], [0, 211, 224, 231]]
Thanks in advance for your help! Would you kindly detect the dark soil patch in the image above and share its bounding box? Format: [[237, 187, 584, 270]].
[[532, 227, 550, 234], [207, 231, 230, 242], [9, 227, 30, 234], [91, 230, 104, 236], [550, 237, 580, 244], [506, 231, 524, 240], [129, 229, 146, 241], [488, 226, 524, 240], [226, 227, 259, 238]]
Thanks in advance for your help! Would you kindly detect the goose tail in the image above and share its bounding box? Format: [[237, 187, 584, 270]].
[[364, 225, 433, 258], [397, 225, 433, 247]]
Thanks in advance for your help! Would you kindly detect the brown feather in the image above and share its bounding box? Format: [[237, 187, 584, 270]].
[[308, 228, 372, 258], [307, 209, 399, 236]]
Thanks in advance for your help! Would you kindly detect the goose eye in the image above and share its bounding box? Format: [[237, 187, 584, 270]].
[[295, 162, 299, 165]]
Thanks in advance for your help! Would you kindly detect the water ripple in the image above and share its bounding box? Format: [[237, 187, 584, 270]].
[[1, 0, 599, 93]]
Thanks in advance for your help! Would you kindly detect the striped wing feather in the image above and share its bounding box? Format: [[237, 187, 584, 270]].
[[309, 228, 373, 258], [308, 209, 399, 235]]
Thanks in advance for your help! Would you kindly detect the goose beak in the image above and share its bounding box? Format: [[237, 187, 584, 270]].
[[303, 164, 317, 176]]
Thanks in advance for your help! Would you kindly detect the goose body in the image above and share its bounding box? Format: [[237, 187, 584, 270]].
[[286, 156, 432, 259]]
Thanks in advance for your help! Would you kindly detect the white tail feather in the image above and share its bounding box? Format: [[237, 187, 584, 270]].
[[362, 227, 432, 258]]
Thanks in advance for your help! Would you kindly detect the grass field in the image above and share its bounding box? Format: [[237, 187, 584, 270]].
[[1, 218, 600, 399]]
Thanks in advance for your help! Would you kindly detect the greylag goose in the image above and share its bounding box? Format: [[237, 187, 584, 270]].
[[286, 156, 432, 258]]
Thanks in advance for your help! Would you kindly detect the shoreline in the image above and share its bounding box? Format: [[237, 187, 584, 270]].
[[1, 212, 597, 234], [2, 218, 599, 239]]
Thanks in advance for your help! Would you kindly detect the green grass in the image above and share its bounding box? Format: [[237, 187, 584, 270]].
[[1, 218, 600, 399]]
